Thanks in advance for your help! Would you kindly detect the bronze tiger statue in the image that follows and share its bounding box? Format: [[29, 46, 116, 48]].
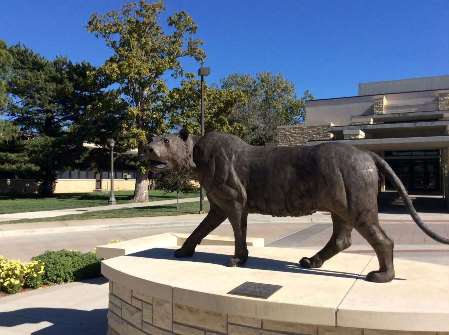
[[144, 129, 449, 283]]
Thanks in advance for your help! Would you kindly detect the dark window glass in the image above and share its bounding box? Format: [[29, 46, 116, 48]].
[[72, 169, 81, 179], [61, 171, 70, 179], [79, 170, 87, 179], [102, 171, 109, 179], [87, 170, 95, 179], [116, 170, 123, 179]]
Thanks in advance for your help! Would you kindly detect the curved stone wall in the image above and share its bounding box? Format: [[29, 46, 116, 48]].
[[100, 234, 449, 335]]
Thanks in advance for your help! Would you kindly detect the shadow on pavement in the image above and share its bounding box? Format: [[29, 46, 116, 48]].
[[132, 248, 405, 281], [79, 276, 108, 285], [0, 307, 107, 335]]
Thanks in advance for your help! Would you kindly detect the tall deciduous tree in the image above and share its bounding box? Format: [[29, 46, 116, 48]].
[[88, 0, 205, 202], [222, 73, 313, 145]]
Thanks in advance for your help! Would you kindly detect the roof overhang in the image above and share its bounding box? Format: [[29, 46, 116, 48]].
[[308, 136, 449, 151], [330, 120, 449, 133]]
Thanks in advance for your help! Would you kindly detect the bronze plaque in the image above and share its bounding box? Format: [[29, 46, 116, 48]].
[[227, 281, 282, 299]]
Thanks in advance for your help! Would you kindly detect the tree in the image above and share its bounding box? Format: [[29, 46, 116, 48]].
[[5, 46, 72, 194], [221, 72, 313, 145], [0, 40, 12, 110], [168, 77, 246, 136], [88, 0, 205, 202], [157, 167, 194, 211], [5, 45, 121, 195], [0, 120, 38, 180]]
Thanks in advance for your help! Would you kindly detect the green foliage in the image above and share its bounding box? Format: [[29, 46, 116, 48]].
[[3, 45, 125, 195], [33, 250, 101, 284], [157, 168, 198, 193], [88, 0, 205, 201], [7, 46, 67, 136], [24, 260, 45, 289], [221, 72, 313, 145], [0, 40, 12, 110], [0, 256, 45, 294], [0, 120, 39, 179], [168, 78, 246, 136]]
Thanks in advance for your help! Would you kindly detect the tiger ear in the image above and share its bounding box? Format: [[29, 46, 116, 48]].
[[179, 128, 189, 142]]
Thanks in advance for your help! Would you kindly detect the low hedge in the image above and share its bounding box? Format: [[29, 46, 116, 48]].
[[0, 249, 101, 294], [0, 256, 45, 294], [33, 250, 101, 284]]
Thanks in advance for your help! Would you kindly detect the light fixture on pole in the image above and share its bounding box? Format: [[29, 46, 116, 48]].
[[107, 138, 117, 205], [198, 65, 210, 213]]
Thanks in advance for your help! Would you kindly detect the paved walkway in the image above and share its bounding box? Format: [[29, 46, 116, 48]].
[[0, 197, 200, 223], [0, 278, 108, 335], [1, 211, 448, 261], [0, 210, 448, 334]]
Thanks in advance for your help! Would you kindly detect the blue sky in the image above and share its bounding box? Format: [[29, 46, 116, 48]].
[[0, 0, 448, 99]]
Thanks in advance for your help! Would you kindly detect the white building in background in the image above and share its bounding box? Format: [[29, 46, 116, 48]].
[[277, 75, 449, 205]]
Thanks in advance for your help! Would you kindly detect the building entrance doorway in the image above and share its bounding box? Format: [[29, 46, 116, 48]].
[[384, 150, 440, 193], [95, 172, 102, 191]]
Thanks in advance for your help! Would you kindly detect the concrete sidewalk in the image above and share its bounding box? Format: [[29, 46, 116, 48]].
[[1, 210, 449, 238], [0, 249, 447, 335], [0, 212, 331, 238], [0, 278, 108, 335], [0, 197, 200, 223]]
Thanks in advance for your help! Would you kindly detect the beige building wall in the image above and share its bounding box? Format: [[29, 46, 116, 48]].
[[100, 179, 136, 192], [359, 75, 449, 95], [305, 97, 373, 126], [54, 179, 135, 193], [54, 179, 96, 193]]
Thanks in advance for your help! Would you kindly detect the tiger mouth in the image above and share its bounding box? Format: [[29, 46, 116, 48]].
[[149, 160, 168, 170]]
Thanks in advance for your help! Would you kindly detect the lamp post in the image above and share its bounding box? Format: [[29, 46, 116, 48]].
[[107, 138, 117, 205], [198, 65, 210, 213]]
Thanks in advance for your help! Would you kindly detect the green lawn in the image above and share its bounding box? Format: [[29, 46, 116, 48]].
[[0, 190, 199, 214], [3, 200, 209, 224]]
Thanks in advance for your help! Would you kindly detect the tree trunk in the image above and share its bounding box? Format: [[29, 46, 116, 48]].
[[38, 178, 56, 197], [176, 190, 180, 211], [133, 169, 149, 202], [133, 143, 150, 202]]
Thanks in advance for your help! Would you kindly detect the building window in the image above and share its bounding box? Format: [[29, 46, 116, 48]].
[[384, 150, 440, 193]]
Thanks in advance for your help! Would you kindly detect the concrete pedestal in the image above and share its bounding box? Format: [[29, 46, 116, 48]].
[[98, 234, 449, 335]]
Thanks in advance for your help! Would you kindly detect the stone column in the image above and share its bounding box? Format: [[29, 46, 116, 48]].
[[378, 152, 386, 192], [441, 148, 449, 211], [373, 96, 386, 115], [438, 93, 449, 111]]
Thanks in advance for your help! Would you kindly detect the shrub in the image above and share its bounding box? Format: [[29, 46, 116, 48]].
[[33, 250, 101, 284], [24, 260, 45, 289], [0, 256, 45, 294]]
